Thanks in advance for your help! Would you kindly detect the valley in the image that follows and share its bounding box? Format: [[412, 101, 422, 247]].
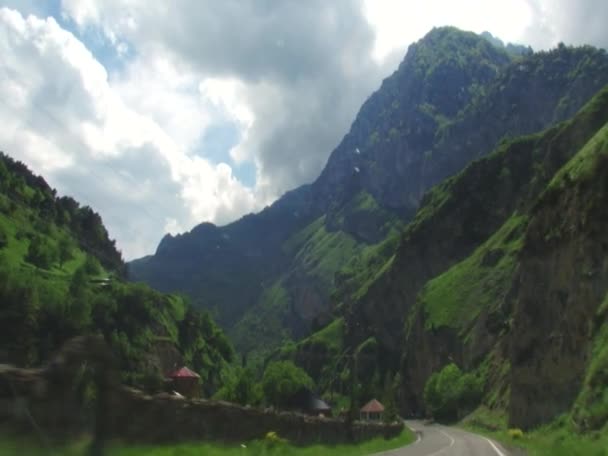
[[1, 24, 608, 456]]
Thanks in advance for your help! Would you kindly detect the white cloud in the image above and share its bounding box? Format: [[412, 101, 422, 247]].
[[58, 1, 390, 200], [363, 0, 608, 61], [1, 0, 606, 261], [363, 0, 534, 61], [0, 7, 259, 259]]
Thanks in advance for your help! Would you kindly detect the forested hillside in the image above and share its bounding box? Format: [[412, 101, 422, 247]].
[[0, 152, 232, 392]]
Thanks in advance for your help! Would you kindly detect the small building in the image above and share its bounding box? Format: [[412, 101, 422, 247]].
[[166, 366, 201, 398], [360, 398, 385, 421], [285, 388, 332, 416], [308, 395, 332, 417]]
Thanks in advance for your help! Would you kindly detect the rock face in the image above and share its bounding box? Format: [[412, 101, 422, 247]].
[[344, 86, 608, 428], [508, 124, 608, 428], [128, 27, 608, 356]]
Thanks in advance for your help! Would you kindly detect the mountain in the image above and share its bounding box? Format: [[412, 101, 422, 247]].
[[272, 84, 608, 439], [480, 31, 533, 56], [0, 152, 233, 392], [128, 27, 608, 359]]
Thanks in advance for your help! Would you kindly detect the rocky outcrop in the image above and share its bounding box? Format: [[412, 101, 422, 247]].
[[342, 86, 608, 421], [508, 127, 608, 429]]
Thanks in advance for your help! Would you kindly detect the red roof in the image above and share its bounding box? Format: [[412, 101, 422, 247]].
[[167, 367, 200, 379], [360, 399, 385, 413]]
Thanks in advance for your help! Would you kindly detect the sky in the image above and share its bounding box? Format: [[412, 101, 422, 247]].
[[0, 1, 606, 259]]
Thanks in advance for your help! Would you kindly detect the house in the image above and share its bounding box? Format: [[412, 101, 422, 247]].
[[285, 388, 332, 416], [308, 395, 332, 417], [166, 366, 201, 398], [360, 399, 385, 421]]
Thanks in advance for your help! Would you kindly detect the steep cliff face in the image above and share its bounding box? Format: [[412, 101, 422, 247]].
[[315, 39, 608, 220], [508, 122, 608, 429], [341, 86, 608, 426], [129, 28, 608, 357], [314, 27, 513, 214]]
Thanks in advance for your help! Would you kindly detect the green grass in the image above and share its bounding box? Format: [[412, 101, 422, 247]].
[[463, 406, 608, 456], [571, 315, 608, 430], [0, 429, 415, 456], [230, 280, 294, 358], [419, 214, 527, 333], [548, 122, 608, 189], [304, 318, 344, 353], [290, 217, 360, 288], [0, 207, 92, 279]]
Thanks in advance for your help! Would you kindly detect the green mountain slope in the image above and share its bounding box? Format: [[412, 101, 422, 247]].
[[314, 85, 608, 431], [0, 152, 233, 392], [129, 28, 608, 359]]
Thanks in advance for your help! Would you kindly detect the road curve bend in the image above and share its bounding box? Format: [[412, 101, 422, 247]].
[[371, 420, 511, 456]]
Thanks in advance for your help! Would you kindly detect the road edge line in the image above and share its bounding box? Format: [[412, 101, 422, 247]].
[[484, 436, 507, 456]]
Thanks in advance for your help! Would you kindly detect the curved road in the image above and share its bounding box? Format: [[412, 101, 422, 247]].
[[372, 421, 512, 456]]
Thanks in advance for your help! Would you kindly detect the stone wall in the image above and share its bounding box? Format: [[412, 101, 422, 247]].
[[0, 338, 403, 445], [109, 387, 402, 445]]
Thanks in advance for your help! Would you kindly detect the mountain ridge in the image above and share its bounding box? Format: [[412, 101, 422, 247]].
[[128, 27, 608, 359]]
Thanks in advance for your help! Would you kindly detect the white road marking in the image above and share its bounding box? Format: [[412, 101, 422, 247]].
[[483, 437, 507, 456], [439, 430, 455, 448], [425, 429, 456, 456]]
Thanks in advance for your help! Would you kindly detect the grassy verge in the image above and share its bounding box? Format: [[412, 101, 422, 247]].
[[0, 428, 415, 456], [462, 408, 608, 456]]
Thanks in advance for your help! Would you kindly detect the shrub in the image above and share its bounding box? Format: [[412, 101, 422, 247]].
[[264, 431, 287, 445], [423, 363, 483, 421], [262, 360, 314, 408], [508, 428, 524, 439], [25, 235, 57, 269]]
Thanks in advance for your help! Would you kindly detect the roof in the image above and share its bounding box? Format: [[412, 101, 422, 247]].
[[360, 399, 385, 413], [167, 366, 200, 379], [310, 396, 331, 412]]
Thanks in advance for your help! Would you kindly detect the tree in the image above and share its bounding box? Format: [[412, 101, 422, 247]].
[[382, 372, 401, 423], [262, 361, 314, 408], [215, 367, 261, 406], [25, 235, 57, 269], [0, 230, 7, 249], [423, 363, 463, 421], [423, 363, 484, 422], [83, 254, 102, 275], [58, 237, 73, 269]]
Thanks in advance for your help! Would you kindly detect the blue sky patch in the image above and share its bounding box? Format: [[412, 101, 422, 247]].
[[198, 122, 257, 188]]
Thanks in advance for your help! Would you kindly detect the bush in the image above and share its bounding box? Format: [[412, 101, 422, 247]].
[[25, 235, 57, 269], [262, 361, 314, 408], [508, 428, 524, 439], [423, 363, 483, 421], [215, 367, 262, 406], [83, 254, 102, 275], [264, 431, 288, 445]]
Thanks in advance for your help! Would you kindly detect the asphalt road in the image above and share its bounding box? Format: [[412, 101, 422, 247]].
[[372, 420, 512, 456]]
